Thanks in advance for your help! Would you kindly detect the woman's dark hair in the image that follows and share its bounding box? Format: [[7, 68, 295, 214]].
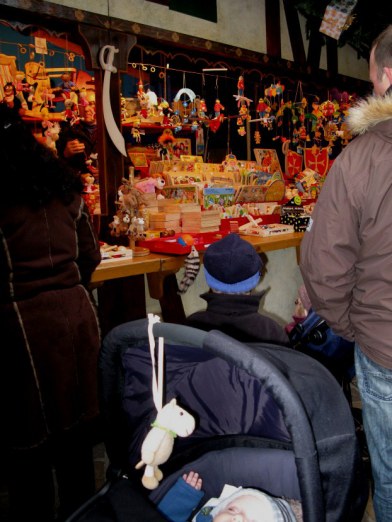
[[0, 103, 83, 208]]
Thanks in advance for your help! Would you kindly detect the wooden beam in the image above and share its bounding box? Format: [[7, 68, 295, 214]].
[[78, 24, 136, 73], [265, 0, 281, 58], [326, 37, 338, 79], [78, 25, 137, 219], [307, 29, 323, 72], [282, 0, 306, 66]]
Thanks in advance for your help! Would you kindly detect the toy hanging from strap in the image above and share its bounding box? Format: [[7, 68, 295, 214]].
[[177, 245, 201, 294], [135, 314, 196, 489]]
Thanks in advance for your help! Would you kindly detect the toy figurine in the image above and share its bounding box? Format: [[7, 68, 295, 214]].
[[137, 81, 145, 100], [214, 99, 225, 118], [81, 173, 100, 215], [109, 214, 122, 237], [285, 284, 311, 334], [81, 172, 98, 193], [58, 72, 79, 104], [159, 100, 173, 125], [78, 87, 90, 118], [63, 99, 78, 124], [145, 88, 158, 115], [130, 216, 146, 241], [257, 97, 270, 119], [198, 98, 208, 119], [157, 128, 176, 159], [237, 75, 244, 97], [2, 82, 24, 114], [43, 120, 60, 154], [154, 175, 166, 200]]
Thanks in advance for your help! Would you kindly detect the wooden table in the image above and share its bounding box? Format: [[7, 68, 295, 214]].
[[91, 232, 304, 333], [92, 232, 304, 284]]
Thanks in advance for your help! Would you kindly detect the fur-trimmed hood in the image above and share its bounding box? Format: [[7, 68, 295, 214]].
[[347, 92, 392, 136]]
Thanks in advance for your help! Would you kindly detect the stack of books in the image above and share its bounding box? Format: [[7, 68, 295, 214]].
[[181, 209, 221, 233]]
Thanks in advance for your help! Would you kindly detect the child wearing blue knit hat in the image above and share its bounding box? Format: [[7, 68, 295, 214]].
[[203, 233, 263, 294], [186, 234, 289, 346]]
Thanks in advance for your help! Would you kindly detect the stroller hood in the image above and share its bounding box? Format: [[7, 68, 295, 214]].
[[98, 319, 367, 522]]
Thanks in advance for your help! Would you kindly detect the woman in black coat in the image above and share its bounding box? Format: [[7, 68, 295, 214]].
[[0, 103, 101, 521]]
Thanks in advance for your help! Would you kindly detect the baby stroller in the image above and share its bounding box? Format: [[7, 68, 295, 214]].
[[288, 309, 355, 402], [66, 318, 368, 522]]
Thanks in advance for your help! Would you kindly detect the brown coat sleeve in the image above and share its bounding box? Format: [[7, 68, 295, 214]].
[[76, 198, 101, 285], [299, 153, 360, 341]]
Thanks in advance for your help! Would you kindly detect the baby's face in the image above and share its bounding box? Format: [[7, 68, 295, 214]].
[[213, 495, 266, 522]]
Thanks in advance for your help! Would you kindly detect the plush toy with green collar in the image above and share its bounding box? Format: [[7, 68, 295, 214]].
[[135, 398, 195, 490]]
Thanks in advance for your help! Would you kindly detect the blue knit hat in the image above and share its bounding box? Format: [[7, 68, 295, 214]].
[[204, 234, 262, 293]]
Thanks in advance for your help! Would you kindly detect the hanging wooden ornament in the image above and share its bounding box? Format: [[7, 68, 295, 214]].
[[173, 87, 196, 104], [173, 72, 196, 124], [264, 82, 285, 98], [320, 99, 338, 119]]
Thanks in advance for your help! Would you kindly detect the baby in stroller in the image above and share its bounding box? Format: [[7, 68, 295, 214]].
[[157, 470, 302, 522]]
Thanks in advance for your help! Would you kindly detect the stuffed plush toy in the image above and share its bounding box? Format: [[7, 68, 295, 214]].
[[135, 398, 195, 490], [154, 175, 166, 200], [134, 177, 157, 194]]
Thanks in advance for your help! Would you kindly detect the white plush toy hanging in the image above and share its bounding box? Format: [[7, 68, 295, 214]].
[[135, 314, 195, 490]]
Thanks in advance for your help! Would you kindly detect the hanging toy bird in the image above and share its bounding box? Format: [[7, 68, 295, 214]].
[[177, 245, 200, 294]]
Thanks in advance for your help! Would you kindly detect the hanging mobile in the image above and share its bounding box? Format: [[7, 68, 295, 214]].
[[173, 73, 196, 132]]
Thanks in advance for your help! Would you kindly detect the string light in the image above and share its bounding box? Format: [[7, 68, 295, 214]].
[[128, 61, 241, 82], [0, 39, 84, 61]]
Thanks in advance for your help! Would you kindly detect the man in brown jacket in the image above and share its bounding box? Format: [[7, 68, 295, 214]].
[[300, 25, 392, 521]]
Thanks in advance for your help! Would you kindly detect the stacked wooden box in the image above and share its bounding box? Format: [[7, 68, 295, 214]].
[[158, 201, 201, 214], [143, 193, 159, 211], [181, 208, 221, 233], [148, 211, 181, 233], [154, 200, 221, 233]]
